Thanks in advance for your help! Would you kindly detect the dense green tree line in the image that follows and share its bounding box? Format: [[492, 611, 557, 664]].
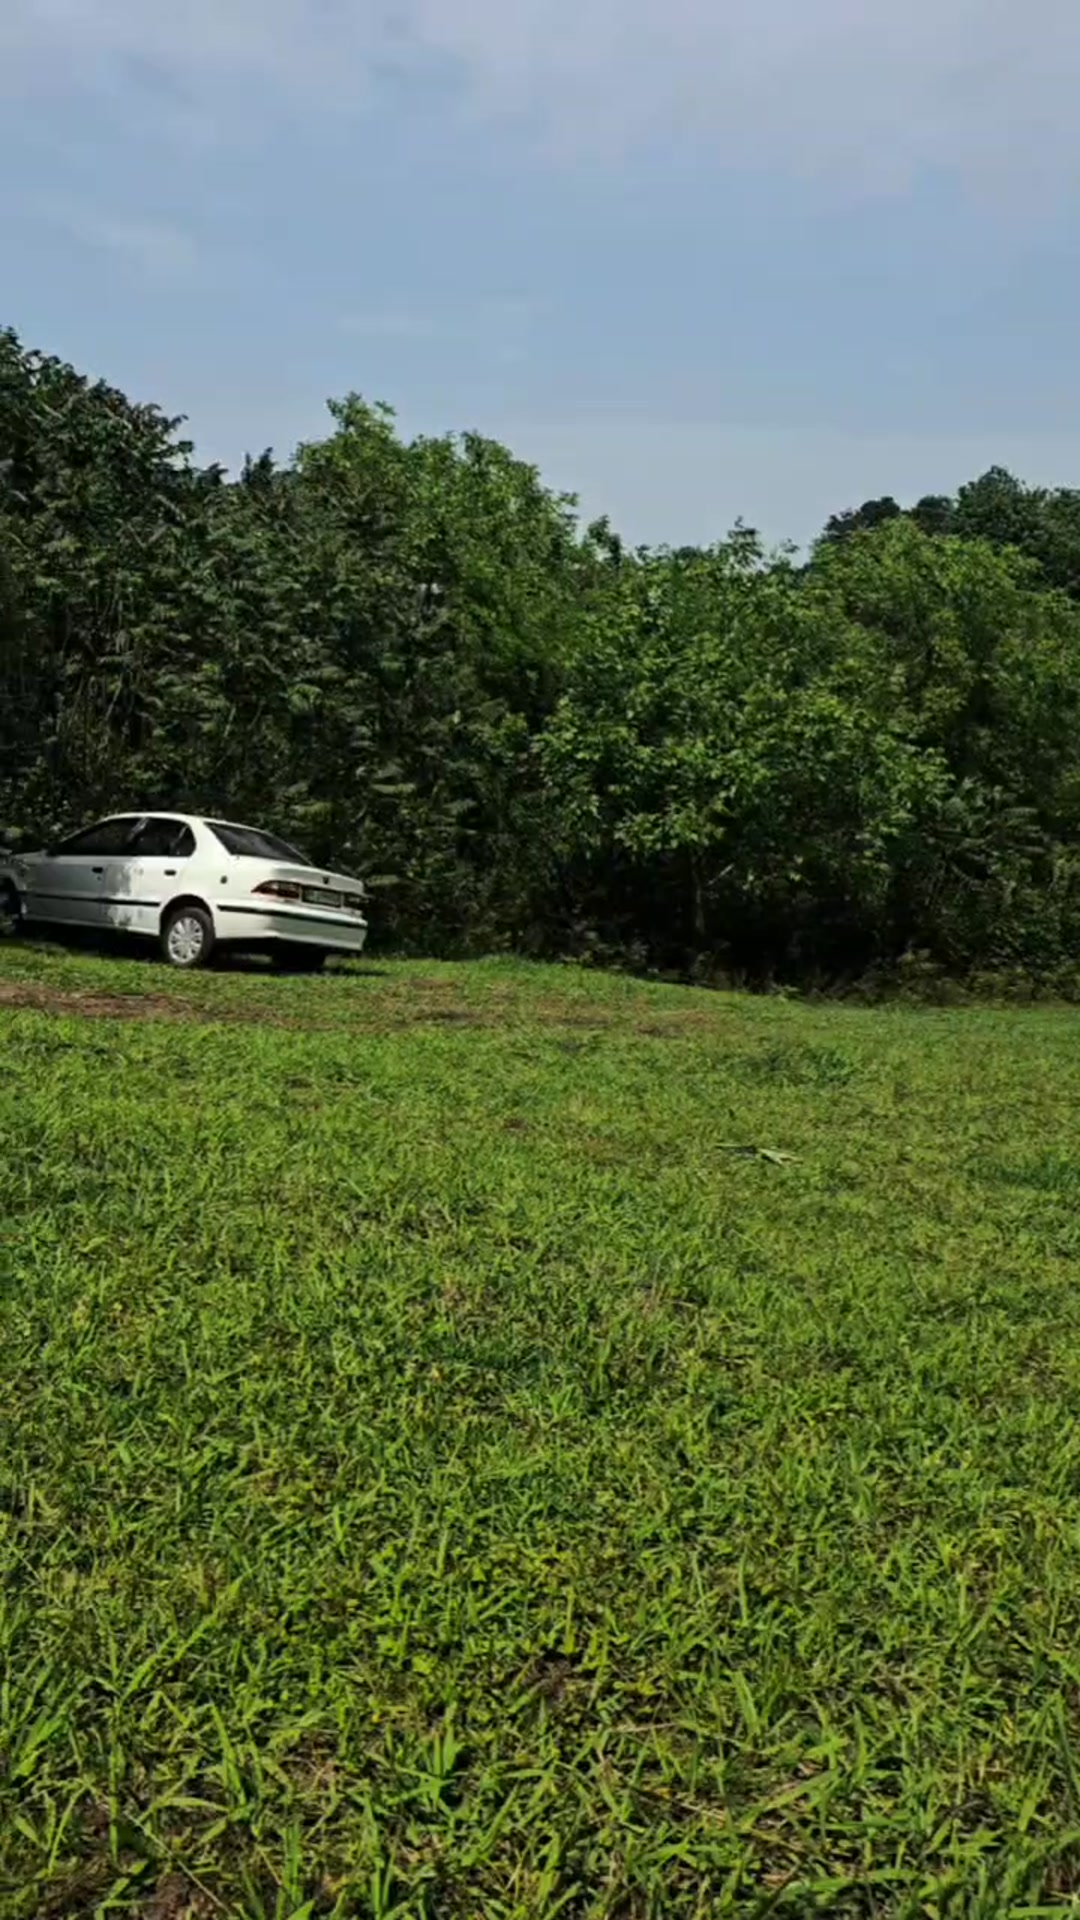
[[5, 325, 1080, 983]]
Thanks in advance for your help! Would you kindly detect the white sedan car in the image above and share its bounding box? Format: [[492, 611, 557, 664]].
[[0, 813, 368, 970]]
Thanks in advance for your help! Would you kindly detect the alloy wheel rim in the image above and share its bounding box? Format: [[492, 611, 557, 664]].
[[168, 915, 205, 965]]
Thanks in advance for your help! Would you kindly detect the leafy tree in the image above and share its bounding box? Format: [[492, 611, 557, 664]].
[[819, 467, 1080, 602], [0, 327, 208, 837], [8, 321, 1080, 983], [808, 519, 1080, 967], [821, 495, 903, 544], [540, 535, 945, 975]]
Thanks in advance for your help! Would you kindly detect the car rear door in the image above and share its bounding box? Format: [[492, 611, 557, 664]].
[[26, 817, 141, 927], [107, 818, 197, 933]]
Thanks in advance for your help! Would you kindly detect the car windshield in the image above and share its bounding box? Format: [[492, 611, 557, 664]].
[[207, 821, 313, 865]]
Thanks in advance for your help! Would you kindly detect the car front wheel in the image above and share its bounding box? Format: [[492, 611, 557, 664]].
[[161, 904, 215, 970]]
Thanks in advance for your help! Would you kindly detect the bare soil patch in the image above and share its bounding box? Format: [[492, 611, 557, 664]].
[[0, 976, 729, 1038], [0, 983, 194, 1022]]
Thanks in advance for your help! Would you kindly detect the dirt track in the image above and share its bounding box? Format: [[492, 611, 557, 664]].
[[0, 976, 716, 1037]]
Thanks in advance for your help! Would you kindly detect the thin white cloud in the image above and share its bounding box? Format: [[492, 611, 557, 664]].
[[27, 195, 199, 275], [170, 384, 1080, 546], [3, 0, 1080, 195], [338, 312, 442, 342], [79, 215, 198, 276], [483, 417, 1080, 549], [338, 296, 538, 345]]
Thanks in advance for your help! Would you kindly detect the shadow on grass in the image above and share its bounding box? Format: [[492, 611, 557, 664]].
[[10, 927, 390, 979]]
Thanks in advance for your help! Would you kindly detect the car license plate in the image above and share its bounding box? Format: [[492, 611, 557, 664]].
[[305, 887, 340, 907]]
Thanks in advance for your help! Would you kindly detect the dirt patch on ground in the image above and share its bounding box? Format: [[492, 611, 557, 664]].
[[0, 980, 519, 1029], [0, 977, 731, 1038], [140, 1873, 215, 1920], [528, 998, 735, 1037], [0, 982, 196, 1022]]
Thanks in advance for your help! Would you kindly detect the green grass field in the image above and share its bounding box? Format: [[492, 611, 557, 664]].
[[4, 942, 1080, 1918]]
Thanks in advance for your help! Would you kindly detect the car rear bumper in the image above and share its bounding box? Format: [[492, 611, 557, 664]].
[[214, 903, 369, 953]]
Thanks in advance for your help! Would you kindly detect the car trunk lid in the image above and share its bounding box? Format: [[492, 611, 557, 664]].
[[247, 863, 367, 914]]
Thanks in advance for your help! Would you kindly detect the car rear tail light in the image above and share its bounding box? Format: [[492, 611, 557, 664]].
[[253, 879, 302, 900]]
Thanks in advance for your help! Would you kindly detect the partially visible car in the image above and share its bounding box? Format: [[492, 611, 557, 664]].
[[0, 813, 368, 970]]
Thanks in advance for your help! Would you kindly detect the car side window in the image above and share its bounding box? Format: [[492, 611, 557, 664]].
[[134, 819, 196, 859], [52, 818, 141, 857]]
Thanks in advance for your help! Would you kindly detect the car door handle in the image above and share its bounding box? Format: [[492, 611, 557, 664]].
[[91, 866, 104, 875], [163, 869, 177, 877]]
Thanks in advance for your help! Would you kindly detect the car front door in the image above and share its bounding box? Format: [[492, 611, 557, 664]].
[[106, 818, 197, 933], [26, 817, 141, 927]]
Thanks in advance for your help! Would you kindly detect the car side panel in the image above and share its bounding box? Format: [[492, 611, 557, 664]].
[[101, 857, 197, 935], [24, 855, 108, 927]]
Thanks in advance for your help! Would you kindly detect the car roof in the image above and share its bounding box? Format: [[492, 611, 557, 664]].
[[98, 812, 292, 836]]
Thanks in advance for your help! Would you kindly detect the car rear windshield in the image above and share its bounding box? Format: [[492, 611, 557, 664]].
[[207, 821, 312, 864]]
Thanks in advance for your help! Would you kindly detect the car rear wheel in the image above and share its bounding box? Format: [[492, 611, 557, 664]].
[[0, 882, 23, 939], [161, 904, 215, 970], [272, 945, 327, 974]]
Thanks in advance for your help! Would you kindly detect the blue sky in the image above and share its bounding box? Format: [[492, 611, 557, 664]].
[[3, 0, 1080, 547]]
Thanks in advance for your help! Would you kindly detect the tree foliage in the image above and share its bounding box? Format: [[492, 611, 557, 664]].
[[5, 323, 1080, 983]]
